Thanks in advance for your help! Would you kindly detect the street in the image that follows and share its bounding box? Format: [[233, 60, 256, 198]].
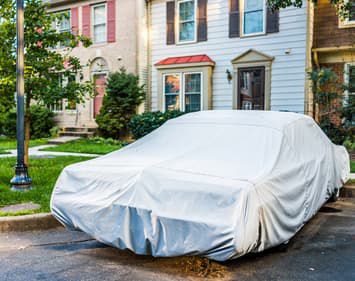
[[0, 199, 354, 281]]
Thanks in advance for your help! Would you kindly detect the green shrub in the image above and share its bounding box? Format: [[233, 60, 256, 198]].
[[29, 105, 55, 139], [50, 126, 60, 138], [129, 110, 185, 140], [1, 105, 54, 139], [96, 68, 145, 139], [2, 109, 17, 138]]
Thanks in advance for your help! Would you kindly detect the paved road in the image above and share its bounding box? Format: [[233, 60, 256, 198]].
[[0, 199, 354, 281]]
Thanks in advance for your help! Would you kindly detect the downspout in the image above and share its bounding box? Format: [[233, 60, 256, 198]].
[[145, 0, 152, 112]]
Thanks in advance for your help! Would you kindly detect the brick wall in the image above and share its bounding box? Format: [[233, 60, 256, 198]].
[[314, 0, 355, 48]]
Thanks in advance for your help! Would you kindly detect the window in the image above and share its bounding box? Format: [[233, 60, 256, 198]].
[[345, 63, 355, 106], [49, 74, 77, 112], [184, 73, 202, 112], [52, 10, 71, 48], [242, 0, 265, 36], [339, 0, 355, 27], [164, 74, 181, 111], [163, 72, 202, 112], [92, 4, 107, 44], [177, 0, 197, 43]]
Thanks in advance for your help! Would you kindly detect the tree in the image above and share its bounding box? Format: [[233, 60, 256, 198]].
[[96, 69, 145, 139], [268, 0, 353, 19], [0, 0, 92, 163]]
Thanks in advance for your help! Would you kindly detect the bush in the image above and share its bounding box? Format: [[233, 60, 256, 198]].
[[2, 109, 17, 138], [29, 105, 55, 139], [1, 105, 54, 139], [129, 110, 185, 140], [96, 68, 145, 139]]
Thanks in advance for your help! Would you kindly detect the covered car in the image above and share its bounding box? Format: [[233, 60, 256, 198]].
[[51, 110, 350, 261]]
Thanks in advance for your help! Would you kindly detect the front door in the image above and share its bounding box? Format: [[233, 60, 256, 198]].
[[94, 74, 106, 118], [238, 67, 265, 110]]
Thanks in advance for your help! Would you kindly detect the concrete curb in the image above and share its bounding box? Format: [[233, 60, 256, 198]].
[[0, 213, 62, 232]]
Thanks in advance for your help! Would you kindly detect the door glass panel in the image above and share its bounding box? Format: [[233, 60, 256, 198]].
[[239, 68, 265, 110]]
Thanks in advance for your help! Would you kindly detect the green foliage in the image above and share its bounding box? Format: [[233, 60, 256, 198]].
[[268, 0, 353, 20], [129, 110, 185, 140], [96, 69, 145, 139], [2, 110, 17, 138], [0, 156, 93, 215], [29, 105, 55, 139], [309, 67, 354, 146], [40, 137, 123, 155], [50, 126, 60, 138], [0, 0, 92, 141], [1, 106, 54, 138]]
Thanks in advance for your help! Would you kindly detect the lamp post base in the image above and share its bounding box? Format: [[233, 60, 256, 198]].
[[10, 164, 32, 191]]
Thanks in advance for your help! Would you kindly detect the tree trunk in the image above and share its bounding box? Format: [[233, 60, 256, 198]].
[[24, 98, 31, 166]]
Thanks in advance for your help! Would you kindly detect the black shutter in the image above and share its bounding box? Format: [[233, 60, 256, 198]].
[[266, 7, 279, 34], [229, 0, 240, 38], [197, 0, 208, 42], [166, 1, 175, 45]]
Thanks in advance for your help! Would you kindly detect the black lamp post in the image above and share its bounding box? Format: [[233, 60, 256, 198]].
[[11, 0, 32, 191]]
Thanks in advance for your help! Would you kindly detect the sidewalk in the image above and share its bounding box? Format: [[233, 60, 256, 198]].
[[0, 144, 100, 158]]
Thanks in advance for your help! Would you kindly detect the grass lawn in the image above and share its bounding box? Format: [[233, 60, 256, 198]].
[[0, 156, 93, 216], [0, 137, 48, 152], [351, 160, 355, 173], [41, 138, 122, 155]]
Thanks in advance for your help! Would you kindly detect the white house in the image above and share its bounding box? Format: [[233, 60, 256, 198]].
[[146, 0, 312, 114]]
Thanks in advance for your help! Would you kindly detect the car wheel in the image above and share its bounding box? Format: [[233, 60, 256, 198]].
[[328, 188, 339, 202]]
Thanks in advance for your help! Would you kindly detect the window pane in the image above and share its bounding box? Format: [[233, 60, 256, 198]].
[[179, 21, 195, 41], [165, 74, 180, 111], [349, 66, 355, 92], [165, 95, 180, 111], [179, 0, 195, 21], [245, 0, 263, 11], [185, 94, 201, 112], [244, 11, 263, 34], [165, 75, 180, 94], [94, 24, 106, 43], [185, 73, 201, 94], [59, 12, 70, 32], [94, 5, 106, 25]]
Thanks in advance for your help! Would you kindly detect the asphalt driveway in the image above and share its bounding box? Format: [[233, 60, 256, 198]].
[[0, 198, 354, 281]]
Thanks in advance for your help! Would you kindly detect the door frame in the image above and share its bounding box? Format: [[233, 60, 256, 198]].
[[91, 71, 108, 120], [237, 66, 266, 110]]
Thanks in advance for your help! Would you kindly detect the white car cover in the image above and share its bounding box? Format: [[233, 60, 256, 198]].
[[51, 111, 350, 261]]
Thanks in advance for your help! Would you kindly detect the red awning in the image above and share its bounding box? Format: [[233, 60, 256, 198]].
[[155, 54, 215, 66]]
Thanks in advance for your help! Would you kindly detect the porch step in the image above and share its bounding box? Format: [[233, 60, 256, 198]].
[[59, 131, 95, 138], [59, 127, 97, 138]]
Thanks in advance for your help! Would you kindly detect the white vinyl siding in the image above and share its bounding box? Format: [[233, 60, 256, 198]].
[[151, 0, 308, 113]]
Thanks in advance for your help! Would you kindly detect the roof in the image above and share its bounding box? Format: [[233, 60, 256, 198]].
[[155, 55, 215, 66]]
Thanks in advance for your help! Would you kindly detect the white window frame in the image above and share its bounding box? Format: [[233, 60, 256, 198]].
[[52, 10, 71, 49], [163, 73, 182, 112], [182, 72, 203, 112], [344, 62, 355, 105], [163, 72, 203, 112], [91, 3, 107, 44], [176, 0, 198, 44], [241, 0, 267, 37], [339, 0, 355, 28]]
